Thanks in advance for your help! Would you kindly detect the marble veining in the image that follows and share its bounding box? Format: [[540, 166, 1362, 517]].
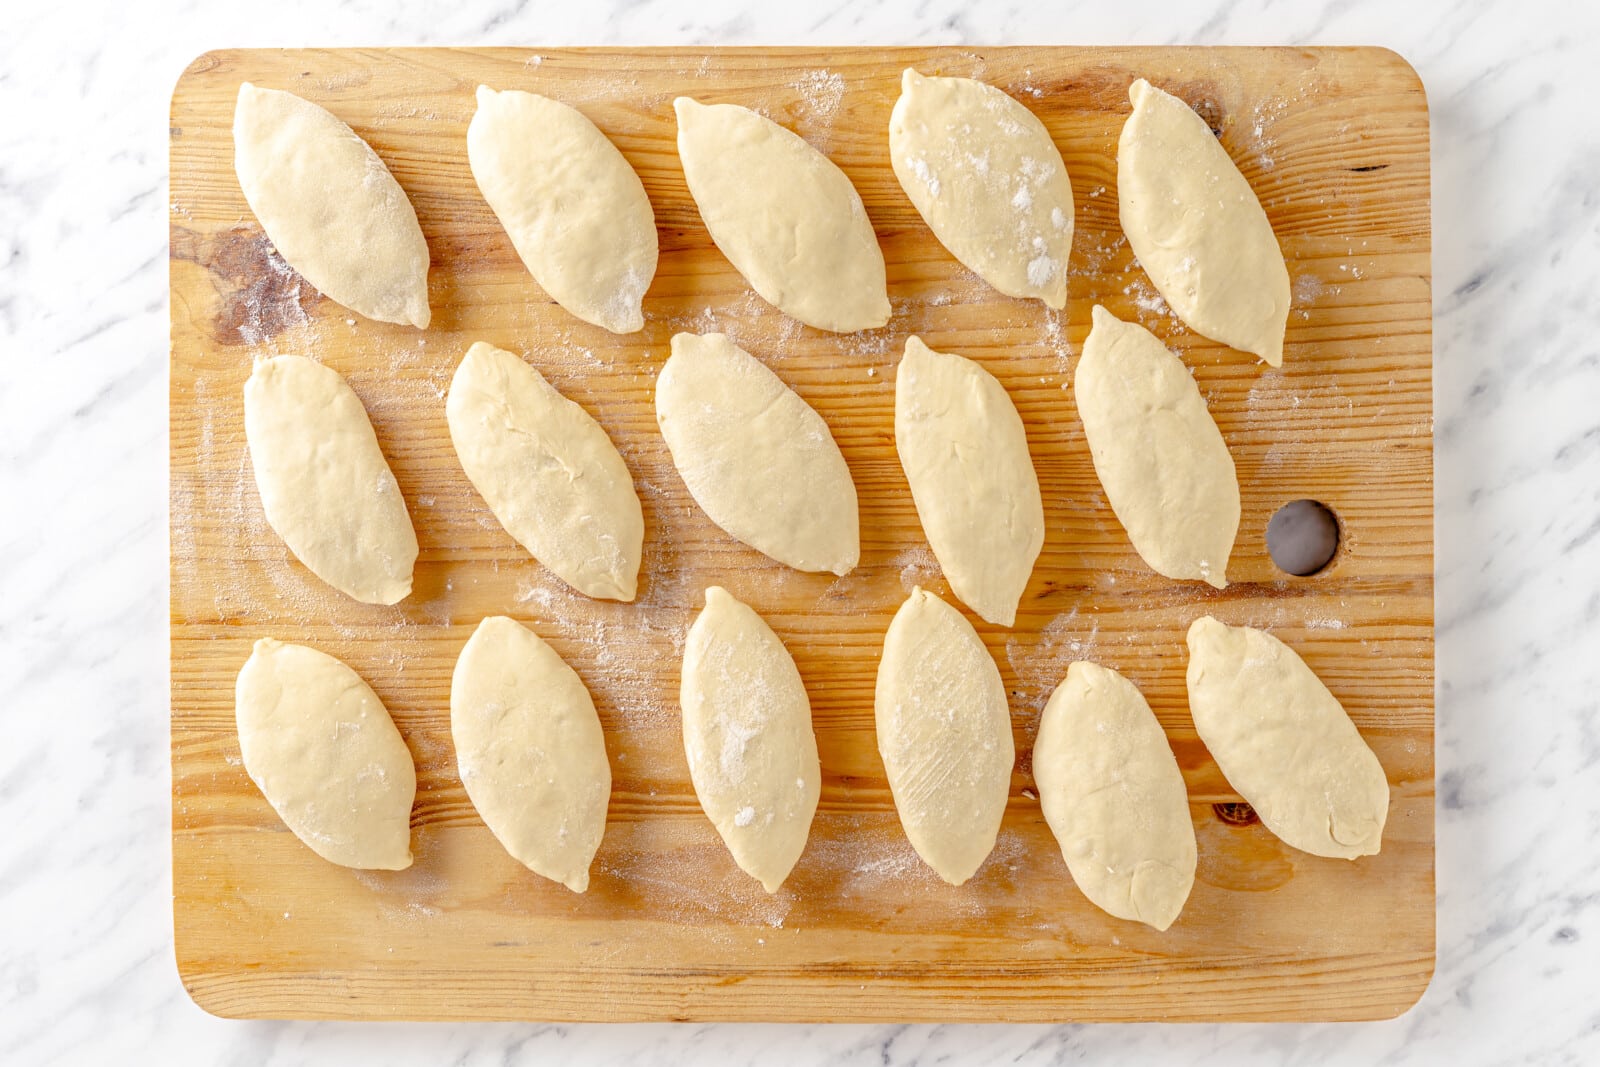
[[2, 0, 1598, 1063]]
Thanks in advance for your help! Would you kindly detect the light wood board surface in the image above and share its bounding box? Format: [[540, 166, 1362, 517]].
[[169, 46, 1433, 1022]]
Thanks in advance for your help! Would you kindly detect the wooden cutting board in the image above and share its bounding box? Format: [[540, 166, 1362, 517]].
[[169, 46, 1433, 1022]]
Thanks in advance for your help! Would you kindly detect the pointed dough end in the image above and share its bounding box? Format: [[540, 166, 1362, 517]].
[[672, 96, 702, 122], [475, 84, 496, 107], [371, 578, 412, 606], [377, 849, 414, 872], [901, 67, 924, 92], [563, 870, 590, 894], [976, 602, 1017, 628], [1129, 77, 1154, 107], [1186, 614, 1225, 647], [933, 863, 976, 887], [604, 310, 647, 336]]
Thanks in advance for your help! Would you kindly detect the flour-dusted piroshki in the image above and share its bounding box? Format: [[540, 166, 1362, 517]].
[[451, 616, 612, 893], [1117, 79, 1290, 366], [243, 355, 418, 605], [875, 587, 1014, 885], [889, 69, 1074, 307], [680, 587, 821, 893], [468, 86, 657, 334], [674, 97, 890, 333], [233, 83, 431, 328], [1033, 661, 1196, 930], [447, 342, 644, 601], [1186, 616, 1389, 859], [656, 332, 859, 575], [235, 638, 416, 870], [1075, 306, 1240, 588]]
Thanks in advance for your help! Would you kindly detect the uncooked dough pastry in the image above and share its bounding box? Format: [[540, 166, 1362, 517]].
[[1075, 305, 1239, 588], [889, 68, 1074, 308], [875, 586, 1013, 885], [468, 86, 657, 334], [235, 638, 416, 870], [233, 83, 430, 329], [680, 587, 821, 892], [1033, 661, 1196, 931], [655, 332, 859, 575], [674, 97, 890, 333], [451, 616, 611, 892], [1117, 78, 1290, 366], [894, 336, 1043, 626], [1185, 616, 1389, 859], [447, 341, 644, 601], [243, 355, 418, 605]]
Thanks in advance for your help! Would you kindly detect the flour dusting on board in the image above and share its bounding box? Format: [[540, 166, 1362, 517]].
[[891, 543, 941, 592], [795, 69, 845, 119], [233, 242, 314, 346], [1005, 609, 1098, 713], [597, 839, 795, 931]]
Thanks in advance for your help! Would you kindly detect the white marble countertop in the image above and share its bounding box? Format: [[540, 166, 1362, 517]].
[[4, 0, 1597, 1062]]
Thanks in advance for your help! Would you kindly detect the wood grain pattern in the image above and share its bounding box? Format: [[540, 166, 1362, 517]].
[[169, 46, 1433, 1022]]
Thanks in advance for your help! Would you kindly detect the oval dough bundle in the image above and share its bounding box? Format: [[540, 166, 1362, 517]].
[[1034, 661, 1196, 931], [235, 638, 416, 870], [451, 616, 611, 892], [680, 587, 821, 892], [674, 97, 890, 333], [894, 336, 1043, 626], [1185, 616, 1389, 858], [447, 341, 644, 601], [1117, 78, 1289, 366], [1075, 306, 1240, 588], [889, 68, 1074, 308], [244, 355, 418, 605], [468, 86, 657, 334], [656, 332, 859, 575], [233, 83, 430, 329], [875, 587, 1014, 885]]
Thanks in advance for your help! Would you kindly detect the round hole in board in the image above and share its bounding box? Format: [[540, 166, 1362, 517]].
[[1265, 500, 1341, 576]]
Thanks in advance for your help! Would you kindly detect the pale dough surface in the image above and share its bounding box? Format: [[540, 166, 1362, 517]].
[[451, 616, 611, 892], [889, 68, 1074, 308], [894, 336, 1043, 626], [1117, 78, 1289, 366], [1185, 616, 1389, 859], [447, 341, 644, 601], [680, 587, 821, 893], [468, 86, 657, 334], [1075, 306, 1240, 588], [1033, 661, 1196, 931], [233, 83, 430, 329], [674, 97, 890, 333], [656, 332, 859, 575], [875, 587, 1013, 885], [243, 355, 418, 605], [235, 638, 416, 870]]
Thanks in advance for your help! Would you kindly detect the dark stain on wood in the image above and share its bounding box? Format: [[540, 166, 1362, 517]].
[[171, 225, 321, 346]]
